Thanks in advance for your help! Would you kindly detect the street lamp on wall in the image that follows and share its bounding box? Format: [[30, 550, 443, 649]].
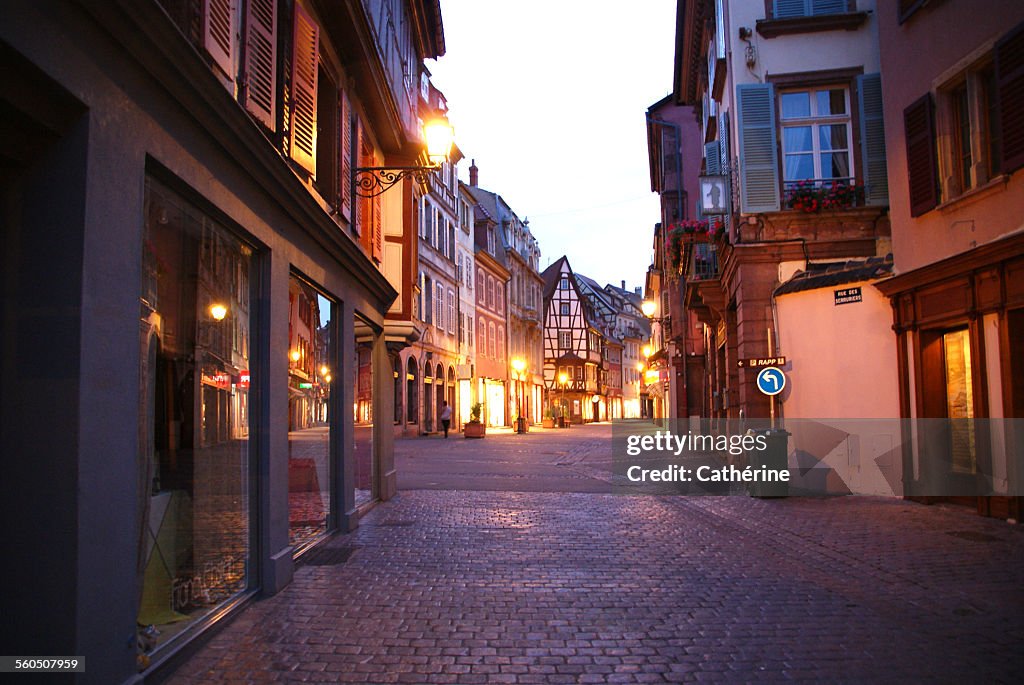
[[353, 118, 455, 198]]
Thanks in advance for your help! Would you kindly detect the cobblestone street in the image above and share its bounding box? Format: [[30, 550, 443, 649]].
[[168, 425, 1024, 683]]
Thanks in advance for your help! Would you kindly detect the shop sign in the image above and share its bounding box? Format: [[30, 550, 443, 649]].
[[201, 372, 231, 389], [238, 370, 250, 389], [834, 287, 862, 305], [298, 382, 313, 389]]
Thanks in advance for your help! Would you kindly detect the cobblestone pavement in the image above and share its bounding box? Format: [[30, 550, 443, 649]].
[[168, 427, 1024, 683]]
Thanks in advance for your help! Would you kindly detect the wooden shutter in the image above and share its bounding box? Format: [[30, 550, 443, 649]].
[[904, 93, 938, 217], [372, 161, 383, 263], [204, 0, 235, 78], [354, 120, 365, 237], [995, 20, 1024, 174], [243, 0, 276, 129], [736, 83, 781, 213], [857, 73, 888, 205], [340, 91, 352, 219], [289, 3, 318, 174], [704, 140, 721, 175]]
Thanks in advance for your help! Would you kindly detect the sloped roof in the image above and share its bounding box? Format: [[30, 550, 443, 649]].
[[774, 254, 894, 296]]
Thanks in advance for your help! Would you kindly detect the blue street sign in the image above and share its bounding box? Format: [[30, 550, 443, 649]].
[[756, 367, 786, 396]]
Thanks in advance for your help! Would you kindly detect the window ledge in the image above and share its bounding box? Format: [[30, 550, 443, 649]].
[[937, 174, 1010, 214], [756, 12, 868, 39]]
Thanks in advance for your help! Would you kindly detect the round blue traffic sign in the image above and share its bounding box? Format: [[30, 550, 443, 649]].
[[756, 367, 786, 396]]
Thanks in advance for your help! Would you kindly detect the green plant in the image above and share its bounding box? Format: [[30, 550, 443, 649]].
[[469, 402, 483, 423], [544, 407, 554, 419]]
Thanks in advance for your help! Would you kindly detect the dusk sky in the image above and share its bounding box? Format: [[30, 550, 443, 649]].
[[426, 1, 678, 291]]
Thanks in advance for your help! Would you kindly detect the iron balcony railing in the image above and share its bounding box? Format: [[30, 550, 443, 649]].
[[689, 242, 719, 281]]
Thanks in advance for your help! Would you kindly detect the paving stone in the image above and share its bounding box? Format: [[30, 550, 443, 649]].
[[164, 436, 1024, 684]]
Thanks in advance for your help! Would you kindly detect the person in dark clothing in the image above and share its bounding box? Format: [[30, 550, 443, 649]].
[[440, 401, 452, 438]]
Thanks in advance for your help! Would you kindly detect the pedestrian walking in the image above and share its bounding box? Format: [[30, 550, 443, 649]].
[[440, 401, 452, 438]]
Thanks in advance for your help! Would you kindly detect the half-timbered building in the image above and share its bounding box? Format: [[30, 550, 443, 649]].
[[542, 257, 604, 424]]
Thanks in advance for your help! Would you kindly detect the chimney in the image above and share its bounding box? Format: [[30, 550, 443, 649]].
[[621, 280, 626, 290], [634, 287, 642, 296], [469, 159, 478, 187]]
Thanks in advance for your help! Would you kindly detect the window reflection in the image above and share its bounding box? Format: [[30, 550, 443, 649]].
[[288, 276, 333, 550], [138, 177, 251, 661], [354, 314, 375, 506]]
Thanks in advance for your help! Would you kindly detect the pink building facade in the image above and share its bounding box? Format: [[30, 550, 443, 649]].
[[876, 0, 1024, 519]]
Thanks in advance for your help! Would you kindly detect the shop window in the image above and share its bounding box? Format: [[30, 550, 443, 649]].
[[353, 313, 376, 506], [287, 274, 334, 551], [138, 176, 254, 659]]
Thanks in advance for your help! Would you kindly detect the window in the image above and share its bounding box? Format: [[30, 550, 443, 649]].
[[560, 303, 570, 316], [780, 87, 852, 184], [497, 326, 505, 361], [489, 323, 496, 359], [559, 331, 571, 350], [487, 276, 495, 310], [738, 76, 887, 211], [937, 64, 1003, 200], [479, 319, 488, 357], [466, 257, 473, 290], [496, 282, 504, 314], [904, 21, 1024, 215], [140, 176, 254, 657], [468, 315, 474, 348], [560, 276, 569, 290]]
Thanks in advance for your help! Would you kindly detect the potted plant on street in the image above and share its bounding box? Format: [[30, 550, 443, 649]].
[[542, 407, 556, 429], [464, 402, 486, 438]]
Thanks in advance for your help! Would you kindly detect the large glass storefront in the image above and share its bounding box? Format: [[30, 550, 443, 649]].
[[288, 275, 334, 550], [354, 314, 376, 506], [138, 177, 252, 660]]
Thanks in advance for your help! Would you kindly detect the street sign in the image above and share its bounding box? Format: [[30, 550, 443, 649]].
[[756, 367, 786, 396], [738, 356, 786, 368], [834, 287, 862, 305]]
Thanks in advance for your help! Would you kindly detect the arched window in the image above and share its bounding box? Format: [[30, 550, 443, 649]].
[[497, 326, 505, 361], [392, 354, 402, 424], [489, 322, 496, 360]]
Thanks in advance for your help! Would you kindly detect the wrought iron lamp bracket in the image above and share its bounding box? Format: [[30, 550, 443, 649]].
[[353, 165, 439, 198]]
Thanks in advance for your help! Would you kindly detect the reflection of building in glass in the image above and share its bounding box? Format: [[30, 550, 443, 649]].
[[288, 279, 322, 431], [138, 178, 251, 658]]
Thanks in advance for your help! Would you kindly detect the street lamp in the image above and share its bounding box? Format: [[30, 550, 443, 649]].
[[209, 302, 228, 321], [641, 299, 656, 318], [353, 117, 455, 197], [511, 357, 526, 433]]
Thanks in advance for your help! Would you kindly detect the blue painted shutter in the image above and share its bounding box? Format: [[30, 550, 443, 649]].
[[857, 73, 888, 205], [812, 0, 847, 15], [704, 141, 721, 174], [774, 0, 805, 18], [737, 83, 781, 213]]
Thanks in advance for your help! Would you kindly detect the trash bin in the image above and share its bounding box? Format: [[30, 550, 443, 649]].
[[747, 428, 790, 498]]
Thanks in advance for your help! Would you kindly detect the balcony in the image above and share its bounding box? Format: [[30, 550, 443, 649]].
[[688, 243, 719, 282]]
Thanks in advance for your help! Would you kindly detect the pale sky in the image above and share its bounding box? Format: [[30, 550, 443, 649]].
[[426, 1, 677, 291]]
